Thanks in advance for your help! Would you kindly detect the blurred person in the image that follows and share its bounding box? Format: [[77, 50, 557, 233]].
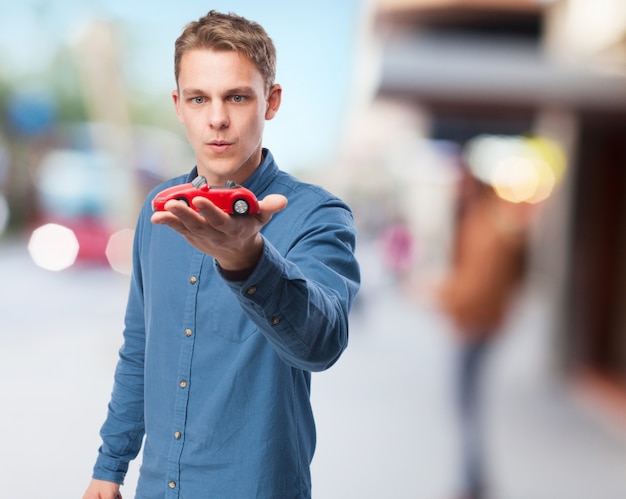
[[82, 10, 360, 499], [436, 166, 531, 499], [378, 216, 415, 283]]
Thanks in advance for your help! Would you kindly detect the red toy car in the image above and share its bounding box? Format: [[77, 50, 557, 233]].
[[152, 176, 260, 215]]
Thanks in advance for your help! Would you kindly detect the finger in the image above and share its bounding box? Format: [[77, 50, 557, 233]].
[[153, 200, 210, 231], [190, 196, 234, 231], [152, 198, 191, 214], [259, 194, 288, 216], [150, 210, 191, 233], [164, 199, 201, 218]]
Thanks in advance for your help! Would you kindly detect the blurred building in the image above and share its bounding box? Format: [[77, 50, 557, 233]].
[[342, 0, 626, 417]]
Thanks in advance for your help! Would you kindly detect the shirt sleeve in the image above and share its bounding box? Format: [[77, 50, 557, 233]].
[[91, 213, 148, 484], [217, 197, 361, 372]]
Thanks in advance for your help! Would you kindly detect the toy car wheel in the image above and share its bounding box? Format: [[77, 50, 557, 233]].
[[232, 199, 250, 215], [176, 197, 190, 207]]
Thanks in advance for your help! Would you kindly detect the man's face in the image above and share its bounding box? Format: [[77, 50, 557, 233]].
[[172, 49, 281, 185]]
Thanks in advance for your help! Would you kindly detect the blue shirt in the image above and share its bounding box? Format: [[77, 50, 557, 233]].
[[92, 149, 360, 498]]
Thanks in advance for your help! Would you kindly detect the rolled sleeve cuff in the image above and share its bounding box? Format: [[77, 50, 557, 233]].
[[215, 236, 293, 305], [92, 453, 129, 485]]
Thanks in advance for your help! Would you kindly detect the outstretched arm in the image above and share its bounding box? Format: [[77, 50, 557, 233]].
[[151, 190, 360, 372]]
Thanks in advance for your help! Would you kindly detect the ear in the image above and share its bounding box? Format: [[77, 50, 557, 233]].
[[265, 84, 282, 121], [172, 89, 184, 124]]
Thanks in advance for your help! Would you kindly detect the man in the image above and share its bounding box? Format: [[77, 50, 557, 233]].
[[83, 10, 360, 499], [436, 166, 529, 499]]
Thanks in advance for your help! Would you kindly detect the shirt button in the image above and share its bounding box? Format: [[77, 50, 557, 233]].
[[271, 316, 280, 325], [246, 285, 257, 295], [169, 481, 176, 489], [185, 328, 192, 337], [179, 380, 187, 388], [189, 276, 197, 284], [174, 431, 181, 439]]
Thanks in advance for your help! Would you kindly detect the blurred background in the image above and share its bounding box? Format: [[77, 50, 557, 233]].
[[1, 0, 626, 498]]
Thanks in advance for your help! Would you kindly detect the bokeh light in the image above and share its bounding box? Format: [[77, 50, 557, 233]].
[[105, 228, 135, 275], [465, 135, 566, 204], [27, 223, 79, 271]]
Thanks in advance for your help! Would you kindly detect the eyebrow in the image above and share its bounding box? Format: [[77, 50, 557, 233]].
[[180, 86, 257, 97], [226, 86, 256, 95]]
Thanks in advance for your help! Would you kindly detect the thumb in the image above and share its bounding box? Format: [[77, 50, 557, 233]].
[[259, 194, 288, 216]]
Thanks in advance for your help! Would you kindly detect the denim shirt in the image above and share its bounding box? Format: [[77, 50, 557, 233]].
[[92, 149, 360, 498]]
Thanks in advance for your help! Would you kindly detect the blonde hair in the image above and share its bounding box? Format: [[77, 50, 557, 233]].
[[174, 10, 277, 94]]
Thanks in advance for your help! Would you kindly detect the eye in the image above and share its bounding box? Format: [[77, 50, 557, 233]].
[[191, 96, 205, 104], [231, 95, 245, 103]]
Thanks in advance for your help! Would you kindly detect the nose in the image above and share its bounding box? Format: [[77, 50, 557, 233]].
[[208, 102, 229, 130]]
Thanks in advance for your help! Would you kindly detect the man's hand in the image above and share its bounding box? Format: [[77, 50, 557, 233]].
[[151, 193, 288, 275], [82, 478, 122, 499]]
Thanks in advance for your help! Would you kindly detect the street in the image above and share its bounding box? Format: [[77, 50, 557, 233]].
[[2, 240, 626, 498]]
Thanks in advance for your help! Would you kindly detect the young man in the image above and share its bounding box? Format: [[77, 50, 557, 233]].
[[83, 10, 360, 499]]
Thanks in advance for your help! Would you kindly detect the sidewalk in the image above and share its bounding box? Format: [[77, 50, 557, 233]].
[[312, 268, 626, 499]]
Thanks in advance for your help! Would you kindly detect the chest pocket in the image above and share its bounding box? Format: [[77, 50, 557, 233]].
[[198, 270, 258, 343]]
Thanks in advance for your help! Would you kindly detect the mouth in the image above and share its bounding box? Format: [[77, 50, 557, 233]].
[[207, 140, 233, 153]]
